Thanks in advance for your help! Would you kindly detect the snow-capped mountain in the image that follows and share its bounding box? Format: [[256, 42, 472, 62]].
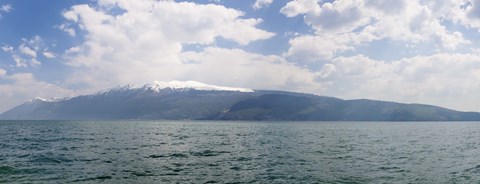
[[26, 97, 70, 104], [96, 81, 253, 95], [145, 81, 254, 92], [1, 81, 480, 121], [26, 97, 51, 104]]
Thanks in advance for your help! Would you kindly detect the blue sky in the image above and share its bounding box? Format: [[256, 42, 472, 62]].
[[1, 0, 480, 113]]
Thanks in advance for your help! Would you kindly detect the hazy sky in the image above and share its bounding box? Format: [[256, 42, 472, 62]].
[[1, 0, 480, 113]]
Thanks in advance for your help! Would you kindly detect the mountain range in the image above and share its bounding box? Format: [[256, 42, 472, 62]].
[[1, 81, 479, 121]]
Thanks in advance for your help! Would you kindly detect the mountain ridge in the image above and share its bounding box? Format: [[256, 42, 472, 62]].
[[1, 81, 479, 121]]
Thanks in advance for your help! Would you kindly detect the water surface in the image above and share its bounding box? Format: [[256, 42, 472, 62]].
[[1, 121, 480, 183]]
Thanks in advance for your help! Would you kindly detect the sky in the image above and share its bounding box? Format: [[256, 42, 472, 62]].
[[1, 0, 480, 113]]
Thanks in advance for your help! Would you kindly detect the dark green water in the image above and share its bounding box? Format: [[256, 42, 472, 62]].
[[1, 121, 480, 183]]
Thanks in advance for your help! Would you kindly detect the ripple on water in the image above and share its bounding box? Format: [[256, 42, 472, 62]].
[[148, 154, 166, 158], [464, 165, 480, 173], [171, 153, 189, 158], [148, 153, 189, 159], [0, 165, 48, 176], [72, 175, 113, 182], [0, 166, 16, 175], [234, 157, 252, 162], [204, 180, 218, 183], [190, 150, 230, 157], [30, 154, 72, 164], [123, 170, 156, 177], [3, 121, 480, 183]]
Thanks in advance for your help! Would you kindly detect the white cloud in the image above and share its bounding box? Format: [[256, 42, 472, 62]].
[[280, 0, 320, 17], [0, 4, 12, 12], [455, 0, 480, 30], [0, 4, 12, 18], [179, 47, 322, 92], [11, 55, 40, 67], [302, 0, 370, 34], [65, 46, 81, 54], [365, 0, 407, 14], [0, 73, 73, 113], [2, 36, 46, 67], [316, 64, 336, 79], [0, 68, 6, 76], [62, 0, 278, 90], [56, 24, 76, 36], [1, 45, 13, 52], [43, 51, 56, 59], [467, 0, 480, 19], [66, 1, 274, 46], [253, 0, 273, 10], [285, 34, 353, 62], [280, 0, 471, 62], [19, 44, 37, 58], [11, 55, 28, 67], [315, 53, 480, 111]]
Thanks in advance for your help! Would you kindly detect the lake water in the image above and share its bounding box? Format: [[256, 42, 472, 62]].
[[1, 121, 480, 183]]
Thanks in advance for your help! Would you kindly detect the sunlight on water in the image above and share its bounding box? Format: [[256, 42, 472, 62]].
[[1, 121, 480, 183]]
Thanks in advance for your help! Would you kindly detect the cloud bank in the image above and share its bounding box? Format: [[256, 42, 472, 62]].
[[62, 0, 320, 93]]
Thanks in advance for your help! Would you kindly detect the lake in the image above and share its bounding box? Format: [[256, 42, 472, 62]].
[[1, 121, 480, 183]]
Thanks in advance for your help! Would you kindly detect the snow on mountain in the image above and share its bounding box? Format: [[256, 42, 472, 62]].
[[27, 97, 49, 103], [95, 84, 141, 95], [145, 81, 254, 93], [99, 80, 255, 94], [3, 81, 480, 121], [26, 97, 70, 104], [29, 81, 254, 104]]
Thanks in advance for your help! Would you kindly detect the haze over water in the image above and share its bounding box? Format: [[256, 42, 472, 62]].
[[1, 121, 480, 183]]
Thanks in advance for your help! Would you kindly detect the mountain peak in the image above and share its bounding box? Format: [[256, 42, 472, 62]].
[[145, 80, 254, 93], [28, 97, 48, 103], [94, 80, 253, 96]]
